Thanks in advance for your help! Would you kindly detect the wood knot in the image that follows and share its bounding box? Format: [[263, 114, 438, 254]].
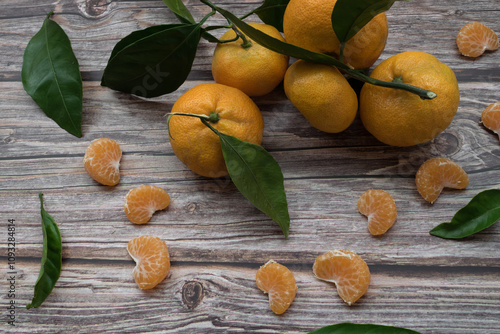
[[182, 281, 204, 310], [434, 132, 460, 155], [77, 0, 112, 19], [186, 203, 197, 213]]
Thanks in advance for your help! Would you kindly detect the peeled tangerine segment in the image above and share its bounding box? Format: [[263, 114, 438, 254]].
[[83, 138, 122, 186], [124, 185, 170, 224], [127, 235, 170, 290], [481, 102, 500, 139], [415, 158, 469, 204], [313, 250, 371, 306], [358, 189, 397, 235], [256, 260, 297, 315], [456, 22, 499, 57]]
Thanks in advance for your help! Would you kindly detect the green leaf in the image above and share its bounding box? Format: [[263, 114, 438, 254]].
[[309, 323, 422, 334], [213, 6, 351, 71], [218, 132, 290, 238], [162, 0, 195, 24], [101, 23, 202, 98], [332, 0, 406, 43], [22, 13, 83, 137], [430, 189, 500, 239], [253, 0, 290, 32], [27, 194, 62, 309], [201, 29, 221, 43], [107, 24, 185, 61]]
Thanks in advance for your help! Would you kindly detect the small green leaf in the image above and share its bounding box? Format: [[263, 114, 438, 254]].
[[253, 0, 290, 32], [214, 6, 350, 71], [201, 29, 221, 43], [22, 13, 83, 137], [101, 23, 202, 98], [332, 0, 407, 43], [430, 189, 500, 239], [218, 132, 290, 238], [309, 323, 422, 334], [162, 0, 195, 24], [27, 194, 62, 309]]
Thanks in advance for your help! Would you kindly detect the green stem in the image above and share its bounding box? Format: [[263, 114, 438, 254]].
[[239, 8, 256, 20], [215, 35, 241, 44], [201, 0, 252, 49], [349, 71, 437, 99], [231, 24, 252, 49], [203, 24, 232, 31], [200, 119, 220, 135], [167, 112, 220, 139], [199, 8, 216, 26]]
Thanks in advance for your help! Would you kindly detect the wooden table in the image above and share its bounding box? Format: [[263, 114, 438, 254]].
[[1, 0, 499, 333]]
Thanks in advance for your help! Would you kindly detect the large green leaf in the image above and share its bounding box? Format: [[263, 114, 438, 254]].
[[332, 0, 407, 43], [162, 0, 195, 24], [253, 0, 290, 32], [27, 194, 62, 309], [309, 323, 422, 334], [430, 189, 500, 239], [218, 132, 290, 238], [22, 13, 82, 137], [101, 23, 202, 98]]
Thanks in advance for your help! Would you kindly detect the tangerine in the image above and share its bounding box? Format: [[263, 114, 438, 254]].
[[124, 185, 170, 224], [360, 51, 460, 147], [415, 158, 469, 204], [283, 60, 358, 133], [83, 138, 122, 186], [313, 250, 370, 306], [212, 22, 289, 97], [168, 83, 264, 178], [283, 0, 388, 69], [127, 235, 170, 290], [256, 260, 297, 315]]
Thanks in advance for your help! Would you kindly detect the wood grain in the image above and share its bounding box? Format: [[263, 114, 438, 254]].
[[1, 0, 499, 333]]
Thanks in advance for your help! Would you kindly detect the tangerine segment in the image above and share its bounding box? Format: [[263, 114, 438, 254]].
[[256, 260, 297, 315], [415, 158, 469, 204], [357, 189, 397, 236], [127, 235, 170, 290], [313, 250, 370, 306], [481, 102, 500, 138], [456, 22, 499, 57], [124, 185, 170, 224], [83, 138, 122, 186]]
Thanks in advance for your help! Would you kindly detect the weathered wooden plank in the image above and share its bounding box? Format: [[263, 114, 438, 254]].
[[6, 261, 500, 333], [1, 175, 498, 266], [0, 0, 499, 74], [1, 82, 499, 159]]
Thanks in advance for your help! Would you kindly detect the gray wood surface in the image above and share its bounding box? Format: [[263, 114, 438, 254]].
[[1, 0, 499, 333]]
